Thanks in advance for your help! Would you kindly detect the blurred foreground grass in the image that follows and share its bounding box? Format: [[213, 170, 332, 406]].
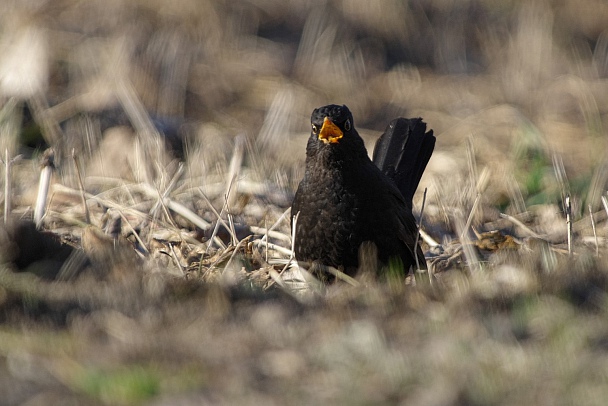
[[1, 254, 608, 405], [1, 0, 608, 404]]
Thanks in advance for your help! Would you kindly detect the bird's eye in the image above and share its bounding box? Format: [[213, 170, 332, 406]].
[[312, 124, 319, 134], [344, 119, 351, 131]]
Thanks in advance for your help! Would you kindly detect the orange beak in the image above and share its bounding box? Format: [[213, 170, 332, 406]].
[[318, 117, 343, 144]]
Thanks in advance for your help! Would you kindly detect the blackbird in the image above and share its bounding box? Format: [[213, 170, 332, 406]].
[[291, 104, 435, 276]]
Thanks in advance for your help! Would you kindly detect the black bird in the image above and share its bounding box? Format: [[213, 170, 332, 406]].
[[291, 104, 435, 276]]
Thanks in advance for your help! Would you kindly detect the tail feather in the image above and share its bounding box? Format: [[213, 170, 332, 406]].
[[372, 118, 435, 205]]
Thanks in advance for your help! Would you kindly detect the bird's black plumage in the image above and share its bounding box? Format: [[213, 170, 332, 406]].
[[291, 104, 435, 276]]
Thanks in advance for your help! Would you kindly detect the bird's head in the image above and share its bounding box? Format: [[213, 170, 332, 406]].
[[311, 104, 355, 145], [306, 104, 367, 162]]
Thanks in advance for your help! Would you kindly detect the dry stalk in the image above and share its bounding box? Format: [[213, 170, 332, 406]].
[[589, 204, 599, 257], [27, 94, 64, 159], [155, 185, 178, 228], [432, 178, 450, 226], [586, 159, 608, 211], [210, 176, 236, 242], [53, 184, 146, 221], [252, 239, 293, 257], [566, 195, 572, 255], [3, 149, 21, 223], [552, 153, 570, 205], [249, 225, 291, 244], [263, 211, 299, 290], [168, 243, 185, 275], [419, 229, 439, 247], [259, 209, 291, 244], [268, 268, 290, 290], [264, 217, 268, 261], [256, 208, 291, 261], [72, 149, 90, 224], [602, 196, 608, 226], [117, 211, 149, 255], [290, 211, 299, 257], [462, 192, 482, 239], [203, 135, 245, 252], [149, 162, 185, 219], [3, 149, 8, 223], [505, 171, 527, 215], [455, 209, 480, 273], [198, 189, 232, 250], [466, 136, 478, 202], [499, 213, 543, 239], [461, 166, 490, 240], [34, 149, 55, 228], [224, 134, 245, 210], [225, 194, 238, 247], [282, 211, 298, 271], [323, 265, 360, 287], [414, 187, 427, 273], [268, 266, 316, 304], [115, 78, 164, 183], [137, 182, 213, 231], [223, 235, 253, 273], [167, 199, 211, 229]]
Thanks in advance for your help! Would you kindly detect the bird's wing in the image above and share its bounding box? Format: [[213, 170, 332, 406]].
[[367, 169, 426, 270], [389, 188, 426, 269]]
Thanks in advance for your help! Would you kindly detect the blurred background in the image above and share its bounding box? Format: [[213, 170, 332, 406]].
[[2, 1, 608, 405], [2, 0, 608, 212]]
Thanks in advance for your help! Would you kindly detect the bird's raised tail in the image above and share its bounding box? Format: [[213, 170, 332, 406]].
[[372, 118, 435, 206]]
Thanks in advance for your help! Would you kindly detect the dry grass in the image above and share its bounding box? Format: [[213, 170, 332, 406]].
[[1, 0, 608, 404]]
